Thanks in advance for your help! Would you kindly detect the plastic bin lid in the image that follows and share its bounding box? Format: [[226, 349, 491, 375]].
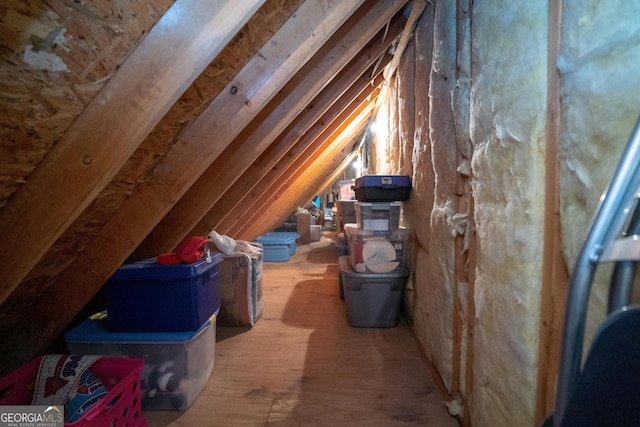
[[345, 228, 375, 238], [255, 232, 299, 244], [109, 254, 223, 282], [64, 311, 215, 344], [343, 223, 360, 234], [345, 227, 409, 239], [355, 201, 403, 208], [354, 175, 412, 187], [338, 256, 408, 279]]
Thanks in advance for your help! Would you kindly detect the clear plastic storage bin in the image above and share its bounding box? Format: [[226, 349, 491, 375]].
[[355, 202, 402, 232], [345, 227, 408, 273], [64, 311, 217, 411]]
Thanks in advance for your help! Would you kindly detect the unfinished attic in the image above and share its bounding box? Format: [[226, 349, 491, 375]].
[[3, 0, 640, 426]]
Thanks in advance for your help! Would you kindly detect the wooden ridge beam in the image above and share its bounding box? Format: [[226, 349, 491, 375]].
[[0, 0, 265, 305], [134, 0, 408, 258], [0, 0, 364, 373]]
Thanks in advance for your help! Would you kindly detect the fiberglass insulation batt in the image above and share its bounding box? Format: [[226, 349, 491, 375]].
[[468, 2, 547, 426], [419, 0, 458, 396], [374, 0, 461, 395], [371, 1, 640, 426], [558, 1, 640, 347]]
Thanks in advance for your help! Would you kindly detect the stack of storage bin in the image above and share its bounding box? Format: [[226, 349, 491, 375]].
[[339, 175, 411, 327], [255, 231, 299, 262], [64, 254, 223, 411]]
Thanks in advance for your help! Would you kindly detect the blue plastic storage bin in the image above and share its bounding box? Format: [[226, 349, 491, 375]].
[[256, 231, 299, 255], [106, 254, 223, 332], [255, 232, 299, 262], [355, 201, 402, 232], [64, 311, 217, 410], [353, 175, 411, 202]]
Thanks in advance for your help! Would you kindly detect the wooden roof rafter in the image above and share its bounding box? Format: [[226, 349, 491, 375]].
[[133, 0, 409, 259], [0, 0, 367, 373], [211, 71, 386, 236], [0, 0, 266, 305]]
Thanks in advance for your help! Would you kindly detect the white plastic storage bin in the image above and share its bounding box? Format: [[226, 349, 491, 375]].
[[64, 311, 217, 411], [345, 227, 409, 273], [355, 202, 402, 232], [338, 256, 408, 327]]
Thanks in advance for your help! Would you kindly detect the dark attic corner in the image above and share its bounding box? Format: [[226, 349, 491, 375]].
[[2, 1, 640, 426]]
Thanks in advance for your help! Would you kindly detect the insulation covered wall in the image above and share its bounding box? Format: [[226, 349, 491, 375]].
[[371, 0, 547, 426], [373, 0, 463, 403], [366, 1, 640, 426], [400, 3, 436, 359], [468, 1, 548, 425], [420, 0, 458, 395], [558, 1, 640, 343]]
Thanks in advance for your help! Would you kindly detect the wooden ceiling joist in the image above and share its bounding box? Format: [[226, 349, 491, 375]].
[[0, 0, 305, 341], [133, 0, 408, 259], [0, 0, 366, 373], [0, 0, 266, 306]]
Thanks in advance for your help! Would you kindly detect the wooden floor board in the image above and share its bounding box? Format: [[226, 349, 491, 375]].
[[144, 231, 459, 426]]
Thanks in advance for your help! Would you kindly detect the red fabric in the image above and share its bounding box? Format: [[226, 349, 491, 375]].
[[156, 252, 182, 264], [157, 236, 208, 264]]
